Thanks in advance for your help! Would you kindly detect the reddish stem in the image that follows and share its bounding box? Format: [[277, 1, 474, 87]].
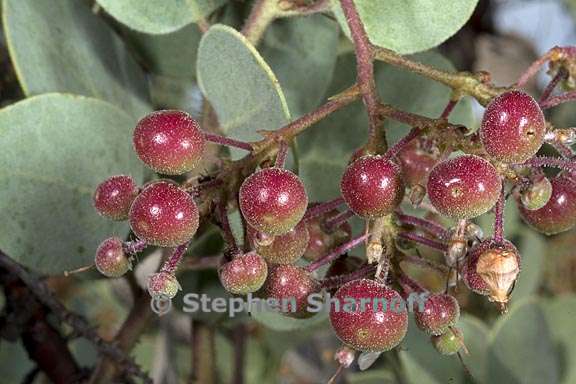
[[516, 50, 553, 88], [540, 91, 576, 109], [161, 242, 190, 275], [493, 183, 505, 243], [440, 99, 458, 119], [319, 264, 376, 288], [324, 209, 355, 232], [398, 232, 447, 252], [306, 233, 369, 272], [303, 197, 345, 221], [274, 140, 289, 168], [217, 201, 239, 254], [519, 156, 576, 172], [204, 133, 253, 152], [539, 68, 568, 104], [123, 238, 147, 255], [400, 253, 449, 273], [385, 127, 422, 159], [396, 213, 447, 239]]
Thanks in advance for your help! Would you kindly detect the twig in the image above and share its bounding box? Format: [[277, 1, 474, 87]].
[[161, 242, 191, 275], [493, 183, 505, 243], [397, 232, 447, 252], [204, 133, 253, 152], [190, 320, 217, 384], [274, 140, 289, 168], [519, 156, 576, 172], [539, 67, 568, 104], [305, 233, 369, 272], [395, 213, 447, 239], [303, 197, 345, 221], [540, 91, 576, 109], [324, 209, 355, 232]]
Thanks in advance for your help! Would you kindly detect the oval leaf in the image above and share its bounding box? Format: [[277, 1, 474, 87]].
[[3, 0, 150, 118], [0, 94, 143, 274], [251, 307, 328, 332], [197, 24, 290, 159], [543, 295, 576, 384], [332, 0, 479, 54], [97, 0, 226, 35]]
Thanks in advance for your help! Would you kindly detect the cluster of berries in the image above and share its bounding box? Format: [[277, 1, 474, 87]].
[[92, 89, 576, 355]]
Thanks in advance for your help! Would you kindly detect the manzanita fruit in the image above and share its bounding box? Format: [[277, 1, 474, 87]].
[[520, 174, 553, 211], [518, 175, 576, 235], [133, 110, 206, 175], [93, 175, 139, 220], [95, 237, 131, 278], [148, 271, 181, 299], [414, 293, 460, 336], [480, 90, 546, 163], [462, 239, 521, 304], [249, 220, 309, 264], [427, 155, 501, 219], [340, 155, 405, 219], [396, 140, 438, 187], [329, 279, 408, 352], [431, 327, 464, 355], [218, 252, 268, 294], [129, 181, 199, 247], [239, 168, 308, 236]]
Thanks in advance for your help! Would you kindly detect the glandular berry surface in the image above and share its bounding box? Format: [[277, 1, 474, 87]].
[[415, 293, 460, 336], [219, 252, 268, 294], [249, 220, 309, 264], [239, 168, 308, 236], [129, 181, 199, 247], [95, 237, 131, 278], [427, 155, 501, 219], [93, 175, 139, 220], [329, 279, 408, 352], [133, 110, 206, 175]]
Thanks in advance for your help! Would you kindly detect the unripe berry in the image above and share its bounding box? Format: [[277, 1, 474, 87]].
[[95, 237, 132, 278], [218, 252, 268, 294], [329, 279, 408, 352], [427, 155, 501, 219], [340, 155, 405, 219], [133, 110, 205, 175], [239, 168, 308, 236], [129, 181, 199, 247], [303, 204, 352, 261], [396, 140, 437, 186], [520, 175, 553, 211], [93, 175, 138, 220], [480, 90, 545, 163], [260, 265, 319, 318], [248, 220, 309, 264], [518, 175, 576, 235], [148, 271, 180, 299], [431, 327, 463, 356], [462, 239, 520, 304], [415, 294, 460, 336]]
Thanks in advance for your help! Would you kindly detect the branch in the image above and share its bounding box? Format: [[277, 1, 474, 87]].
[[189, 320, 217, 384]]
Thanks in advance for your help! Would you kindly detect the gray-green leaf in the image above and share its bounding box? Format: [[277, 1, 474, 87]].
[[0, 94, 143, 274], [3, 0, 151, 118], [332, 0, 479, 54]]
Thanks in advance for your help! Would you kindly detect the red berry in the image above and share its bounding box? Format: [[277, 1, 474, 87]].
[[261, 265, 319, 318], [148, 271, 180, 299], [129, 181, 199, 247], [340, 155, 405, 219], [462, 239, 520, 304], [249, 220, 309, 264], [93, 175, 138, 220], [239, 168, 308, 236], [518, 175, 576, 235], [431, 327, 463, 355], [329, 279, 408, 352], [480, 90, 545, 163], [95, 237, 131, 278], [303, 204, 352, 261], [396, 140, 438, 187], [219, 252, 268, 294], [427, 155, 501, 219], [133, 110, 205, 175], [415, 294, 460, 336]]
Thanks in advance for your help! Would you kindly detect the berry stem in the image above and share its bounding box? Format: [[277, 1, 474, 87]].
[[539, 67, 568, 104], [160, 242, 190, 275], [204, 133, 253, 152], [274, 140, 289, 168], [440, 98, 458, 119], [305, 233, 370, 272], [396, 269, 427, 294], [493, 184, 505, 244], [400, 253, 450, 273], [217, 201, 240, 255], [319, 264, 377, 289], [396, 213, 447, 239], [540, 90, 576, 109], [385, 127, 422, 159], [339, 0, 386, 152], [324, 209, 355, 232], [519, 156, 576, 172], [303, 197, 345, 221], [398, 232, 447, 252], [123, 238, 147, 255], [517, 49, 554, 88]]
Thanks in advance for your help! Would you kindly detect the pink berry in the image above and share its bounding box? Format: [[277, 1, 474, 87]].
[[303, 204, 352, 261], [340, 155, 405, 219], [239, 168, 308, 236], [93, 175, 139, 220], [148, 271, 180, 299], [518, 175, 576, 235], [133, 110, 205, 175], [427, 155, 501, 219], [415, 294, 460, 336], [261, 265, 319, 318], [480, 90, 545, 163], [129, 181, 199, 247], [396, 140, 438, 186], [329, 279, 408, 352], [462, 239, 520, 304], [248, 220, 309, 264], [95, 237, 131, 278], [219, 253, 268, 294]]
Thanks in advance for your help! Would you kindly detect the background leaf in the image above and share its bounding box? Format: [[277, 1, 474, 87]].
[[3, 0, 150, 118], [331, 0, 479, 54], [487, 298, 559, 384], [509, 233, 545, 304], [96, 0, 226, 35], [543, 295, 576, 384], [0, 94, 143, 274], [250, 307, 329, 332], [197, 24, 290, 159]]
